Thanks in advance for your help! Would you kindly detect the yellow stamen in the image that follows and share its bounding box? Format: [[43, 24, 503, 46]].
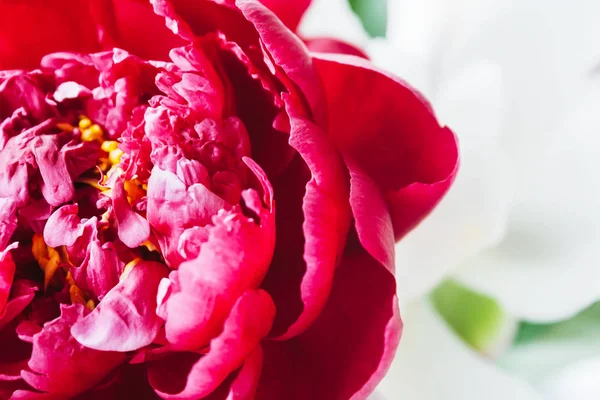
[[85, 299, 96, 311], [32, 234, 62, 289], [76, 177, 109, 192], [142, 240, 159, 253], [69, 285, 87, 306], [57, 122, 74, 133], [66, 271, 75, 286], [101, 140, 119, 153], [109, 149, 124, 165], [78, 117, 92, 130], [124, 179, 146, 203], [81, 124, 103, 142]]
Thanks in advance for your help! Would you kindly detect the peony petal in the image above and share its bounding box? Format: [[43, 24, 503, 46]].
[[159, 193, 275, 350], [146, 166, 228, 267], [258, 245, 401, 399], [305, 38, 368, 58], [0, 243, 17, 312], [0, 280, 37, 331], [236, 0, 326, 125], [225, 346, 264, 400], [43, 204, 87, 248], [149, 289, 275, 399], [0, 0, 101, 70], [376, 299, 541, 400], [257, 0, 311, 32], [312, 53, 458, 248], [112, 179, 150, 249], [71, 260, 167, 352], [261, 94, 351, 339], [91, 0, 185, 61], [0, 199, 17, 250], [30, 135, 75, 207], [23, 304, 125, 397]]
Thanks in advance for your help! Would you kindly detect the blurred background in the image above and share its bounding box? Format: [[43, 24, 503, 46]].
[[299, 1, 600, 399]]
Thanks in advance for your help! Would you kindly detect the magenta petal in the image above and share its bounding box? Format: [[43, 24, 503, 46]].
[[312, 53, 459, 244], [306, 38, 369, 59], [0, 199, 17, 250], [257, 0, 311, 32], [149, 289, 276, 399], [112, 179, 150, 248], [258, 246, 401, 399], [71, 260, 167, 352], [43, 204, 87, 248], [0, 243, 17, 312], [262, 94, 351, 339], [226, 346, 264, 400], [160, 196, 275, 349], [30, 135, 75, 207], [0, 280, 37, 331], [23, 304, 125, 397]]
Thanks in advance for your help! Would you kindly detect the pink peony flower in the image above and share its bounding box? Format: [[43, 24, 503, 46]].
[[0, 1, 458, 399]]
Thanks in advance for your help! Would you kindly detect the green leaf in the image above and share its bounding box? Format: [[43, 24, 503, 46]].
[[431, 280, 509, 352], [348, 0, 387, 38], [514, 301, 600, 345]]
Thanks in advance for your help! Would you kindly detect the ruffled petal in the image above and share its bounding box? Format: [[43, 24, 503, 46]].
[[258, 245, 401, 399], [312, 54, 458, 266], [112, 179, 150, 249], [158, 196, 275, 350], [305, 38, 368, 58], [149, 289, 275, 399], [257, 0, 311, 32], [22, 304, 125, 397], [0, 243, 17, 312], [71, 260, 167, 352], [261, 94, 351, 339]]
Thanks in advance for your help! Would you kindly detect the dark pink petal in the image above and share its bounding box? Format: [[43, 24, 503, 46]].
[[76, 239, 123, 300], [158, 161, 275, 350], [236, 0, 326, 125], [0, 0, 101, 70], [146, 167, 228, 267], [261, 95, 351, 339], [112, 179, 150, 248], [91, 0, 185, 61], [149, 289, 275, 399], [0, 280, 37, 331], [0, 199, 17, 250], [306, 38, 369, 59], [43, 205, 87, 248], [22, 304, 125, 397], [30, 135, 75, 207], [257, 0, 311, 32], [0, 243, 17, 312], [71, 260, 167, 352], [312, 53, 459, 245], [225, 346, 263, 400], [258, 245, 401, 399]]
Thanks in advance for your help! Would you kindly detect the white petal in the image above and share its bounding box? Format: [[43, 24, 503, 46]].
[[298, 0, 369, 46], [376, 299, 541, 400], [457, 90, 600, 322], [543, 358, 600, 400], [395, 61, 512, 303]]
